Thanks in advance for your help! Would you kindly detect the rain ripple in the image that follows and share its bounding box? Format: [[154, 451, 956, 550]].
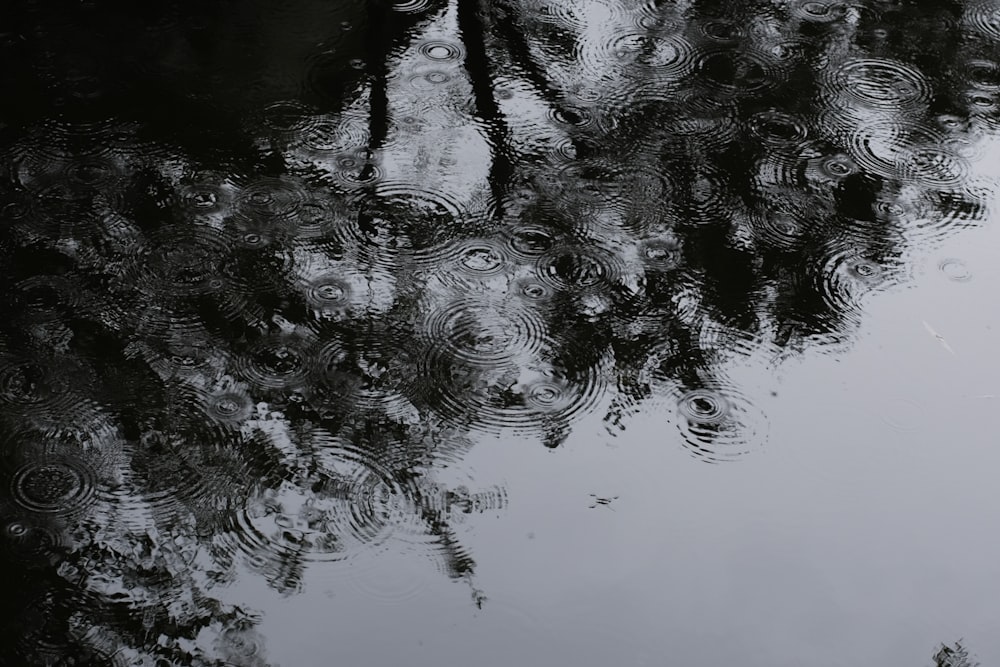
[[420, 299, 549, 367], [673, 381, 768, 464], [427, 355, 608, 438], [219, 436, 410, 564], [823, 58, 931, 111]]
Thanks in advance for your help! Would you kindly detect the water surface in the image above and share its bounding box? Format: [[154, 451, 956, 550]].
[[1, 0, 998, 665]]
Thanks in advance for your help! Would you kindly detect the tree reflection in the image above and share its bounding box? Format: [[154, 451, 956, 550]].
[[1, 0, 996, 662], [933, 641, 981, 667]]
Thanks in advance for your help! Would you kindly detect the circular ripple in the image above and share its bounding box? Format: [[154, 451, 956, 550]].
[[964, 89, 1000, 118], [328, 149, 384, 189], [637, 235, 683, 271], [678, 388, 730, 425], [0, 518, 65, 564], [938, 257, 972, 282], [598, 31, 660, 70], [391, 0, 433, 12], [371, 181, 469, 224], [813, 152, 859, 181], [826, 58, 931, 110], [673, 383, 767, 463], [131, 427, 250, 525], [288, 198, 333, 238], [748, 110, 809, 145], [815, 244, 904, 332], [790, 0, 849, 22], [298, 113, 370, 153], [0, 357, 77, 416], [511, 277, 556, 304], [15, 150, 125, 202], [216, 627, 266, 664], [565, 82, 604, 104], [315, 336, 421, 419], [607, 93, 734, 152], [13, 274, 90, 316], [896, 143, 971, 190], [237, 335, 315, 391], [131, 323, 226, 380], [753, 213, 809, 251], [967, 0, 1000, 40], [418, 39, 465, 62], [224, 437, 409, 563], [419, 238, 512, 286], [621, 34, 697, 85], [504, 225, 558, 259], [131, 225, 233, 298], [203, 388, 256, 425], [684, 166, 736, 224], [11, 457, 98, 516], [255, 100, 321, 139], [453, 241, 508, 276], [428, 357, 607, 437], [304, 273, 354, 312], [568, 161, 676, 216], [174, 176, 237, 219], [524, 0, 587, 29], [421, 299, 548, 366], [846, 119, 942, 180], [696, 48, 783, 95], [235, 177, 309, 223], [700, 19, 743, 42], [63, 155, 122, 190], [546, 105, 595, 129], [964, 59, 1000, 91], [879, 397, 924, 433], [535, 245, 625, 290], [407, 69, 454, 90], [549, 136, 578, 162]]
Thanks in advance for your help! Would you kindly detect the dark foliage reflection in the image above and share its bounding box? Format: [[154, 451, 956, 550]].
[[0, 0, 996, 662]]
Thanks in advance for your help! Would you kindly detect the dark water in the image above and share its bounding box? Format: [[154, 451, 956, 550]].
[[1, 0, 999, 664]]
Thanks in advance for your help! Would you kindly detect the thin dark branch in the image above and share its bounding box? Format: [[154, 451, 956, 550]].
[[456, 0, 514, 219]]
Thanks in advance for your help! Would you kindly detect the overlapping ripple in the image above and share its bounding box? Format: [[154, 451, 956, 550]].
[[788, 0, 849, 23], [420, 299, 549, 367], [427, 356, 608, 436], [251, 100, 323, 142], [129, 225, 234, 299], [235, 333, 317, 392], [315, 334, 421, 420], [0, 355, 80, 422], [234, 177, 310, 225], [966, 0, 1000, 41], [845, 119, 944, 181], [748, 110, 810, 146], [220, 435, 410, 563], [415, 237, 513, 290], [296, 112, 371, 154], [695, 48, 785, 96], [535, 244, 626, 291], [503, 224, 559, 260], [823, 58, 931, 110], [9, 457, 99, 516], [814, 241, 907, 334]]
